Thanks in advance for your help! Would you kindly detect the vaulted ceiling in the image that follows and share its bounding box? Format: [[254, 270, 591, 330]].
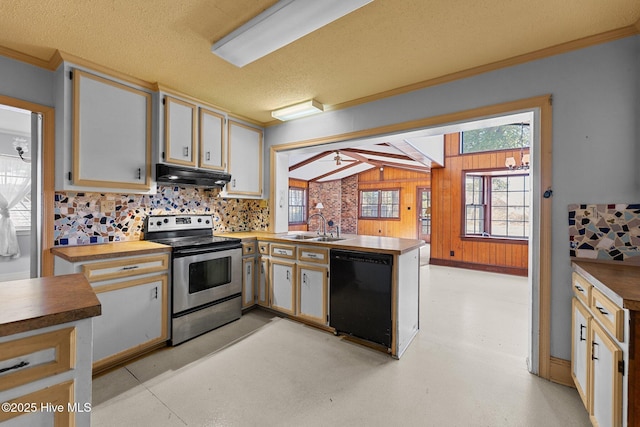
[[0, 0, 639, 126]]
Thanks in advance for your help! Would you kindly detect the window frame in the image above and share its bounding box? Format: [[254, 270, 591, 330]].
[[462, 170, 529, 243], [288, 186, 308, 225], [358, 188, 401, 220]]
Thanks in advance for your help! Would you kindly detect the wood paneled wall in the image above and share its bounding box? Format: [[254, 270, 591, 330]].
[[357, 167, 430, 239], [430, 133, 529, 276], [288, 178, 308, 232]]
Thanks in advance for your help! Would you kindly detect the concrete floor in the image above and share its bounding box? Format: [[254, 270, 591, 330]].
[[91, 248, 590, 426]]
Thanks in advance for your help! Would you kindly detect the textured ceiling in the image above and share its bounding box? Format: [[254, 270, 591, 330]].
[[0, 0, 639, 124]]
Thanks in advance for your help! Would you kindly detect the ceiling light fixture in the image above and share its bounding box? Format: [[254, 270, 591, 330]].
[[271, 99, 324, 121], [211, 0, 374, 68]]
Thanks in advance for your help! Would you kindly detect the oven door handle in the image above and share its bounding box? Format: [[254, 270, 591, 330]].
[[173, 244, 241, 257]]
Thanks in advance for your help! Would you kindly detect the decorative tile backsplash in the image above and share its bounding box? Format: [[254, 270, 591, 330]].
[[568, 203, 640, 264], [54, 186, 269, 246]]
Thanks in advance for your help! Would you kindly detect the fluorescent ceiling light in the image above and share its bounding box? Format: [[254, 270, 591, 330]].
[[271, 99, 324, 121], [211, 0, 373, 67]]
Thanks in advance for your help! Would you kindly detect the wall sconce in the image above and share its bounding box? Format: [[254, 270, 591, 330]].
[[314, 202, 324, 210]]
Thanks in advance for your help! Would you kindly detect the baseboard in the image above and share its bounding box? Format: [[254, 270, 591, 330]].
[[549, 356, 574, 387], [429, 258, 528, 277]]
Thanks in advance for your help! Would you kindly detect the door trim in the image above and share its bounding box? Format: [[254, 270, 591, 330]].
[[269, 94, 553, 379], [0, 95, 55, 277]]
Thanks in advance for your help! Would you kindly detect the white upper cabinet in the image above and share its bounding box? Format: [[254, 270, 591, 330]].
[[226, 119, 263, 197], [55, 65, 154, 193], [159, 91, 228, 172], [199, 107, 226, 171], [164, 96, 196, 166]]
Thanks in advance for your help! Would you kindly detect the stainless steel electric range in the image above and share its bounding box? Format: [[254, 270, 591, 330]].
[[144, 214, 242, 345]]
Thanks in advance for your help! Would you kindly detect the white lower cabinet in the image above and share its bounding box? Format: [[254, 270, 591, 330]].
[[242, 257, 255, 308], [572, 297, 591, 410], [257, 257, 270, 307], [590, 319, 623, 427], [53, 251, 170, 373], [571, 266, 627, 427], [0, 320, 93, 427], [297, 264, 328, 325], [271, 260, 296, 315], [93, 275, 167, 371]]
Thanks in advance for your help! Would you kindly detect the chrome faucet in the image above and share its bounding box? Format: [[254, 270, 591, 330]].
[[308, 213, 327, 236]]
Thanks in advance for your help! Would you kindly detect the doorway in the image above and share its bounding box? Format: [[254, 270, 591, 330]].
[[269, 95, 552, 378], [417, 187, 431, 243], [0, 95, 54, 279]]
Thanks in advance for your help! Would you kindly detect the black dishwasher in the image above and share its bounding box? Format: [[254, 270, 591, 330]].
[[330, 249, 393, 348]]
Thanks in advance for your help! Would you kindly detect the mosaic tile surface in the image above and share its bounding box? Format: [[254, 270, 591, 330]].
[[568, 203, 640, 264], [54, 186, 269, 246]]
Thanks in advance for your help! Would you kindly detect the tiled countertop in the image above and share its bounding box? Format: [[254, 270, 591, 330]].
[[573, 260, 640, 311], [0, 274, 101, 337]]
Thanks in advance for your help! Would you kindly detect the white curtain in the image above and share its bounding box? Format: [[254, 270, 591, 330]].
[[0, 155, 31, 258]]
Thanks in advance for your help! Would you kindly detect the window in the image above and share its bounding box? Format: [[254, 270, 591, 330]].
[[359, 189, 400, 219], [464, 172, 529, 239], [288, 187, 307, 224], [461, 123, 530, 154]]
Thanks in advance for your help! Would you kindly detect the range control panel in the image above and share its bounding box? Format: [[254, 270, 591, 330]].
[[146, 214, 213, 232]]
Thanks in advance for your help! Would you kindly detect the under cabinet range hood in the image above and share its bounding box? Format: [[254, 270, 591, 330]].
[[156, 164, 231, 188]]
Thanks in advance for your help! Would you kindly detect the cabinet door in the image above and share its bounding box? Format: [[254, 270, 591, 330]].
[[227, 120, 263, 196], [298, 264, 328, 325], [257, 257, 269, 307], [199, 108, 226, 170], [271, 260, 295, 315], [590, 319, 623, 427], [164, 96, 196, 166], [242, 257, 255, 308], [92, 275, 168, 372], [72, 69, 151, 191], [572, 297, 591, 410]]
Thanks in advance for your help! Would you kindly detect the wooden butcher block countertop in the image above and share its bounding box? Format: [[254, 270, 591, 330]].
[[50, 240, 171, 262], [573, 260, 640, 311], [0, 274, 101, 337]]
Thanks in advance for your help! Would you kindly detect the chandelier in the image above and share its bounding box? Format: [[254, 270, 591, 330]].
[[505, 123, 529, 170]]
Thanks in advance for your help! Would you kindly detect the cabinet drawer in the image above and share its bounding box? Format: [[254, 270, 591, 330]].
[[0, 328, 75, 392], [572, 272, 592, 307], [82, 253, 169, 283], [591, 287, 624, 342], [0, 380, 74, 425], [270, 244, 296, 259], [258, 241, 269, 255], [242, 242, 256, 255], [298, 247, 329, 264]]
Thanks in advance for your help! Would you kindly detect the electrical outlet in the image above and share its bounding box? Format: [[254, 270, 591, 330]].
[[100, 200, 116, 213], [259, 199, 268, 208]]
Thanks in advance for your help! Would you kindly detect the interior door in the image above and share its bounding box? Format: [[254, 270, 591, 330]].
[[417, 187, 431, 243]]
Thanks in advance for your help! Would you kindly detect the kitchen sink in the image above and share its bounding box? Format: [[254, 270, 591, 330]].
[[312, 236, 346, 242], [283, 234, 317, 240]]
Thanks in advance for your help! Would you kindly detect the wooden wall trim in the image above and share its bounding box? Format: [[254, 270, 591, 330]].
[[265, 25, 639, 127], [270, 94, 554, 380], [0, 95, 55, 277], [430, 258, 528, 277], [549, 356, 574, 388]]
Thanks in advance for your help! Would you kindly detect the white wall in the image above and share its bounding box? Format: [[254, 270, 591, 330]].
[[265, 36, 640, 360]]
